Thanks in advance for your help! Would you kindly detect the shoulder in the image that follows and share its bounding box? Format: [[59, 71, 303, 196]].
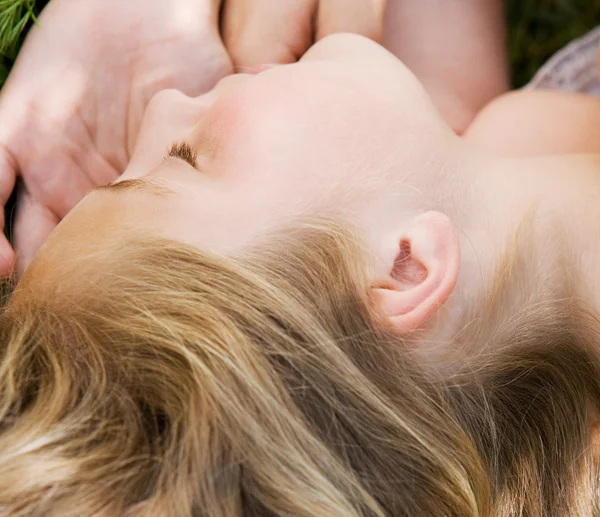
[[462, 89, 600, 156]]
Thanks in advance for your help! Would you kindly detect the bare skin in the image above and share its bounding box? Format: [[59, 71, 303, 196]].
[[0, 0, 388, 277], [18, 35, 600, 352], [383, 0, 509, 134], [465, 89, 600, 156]]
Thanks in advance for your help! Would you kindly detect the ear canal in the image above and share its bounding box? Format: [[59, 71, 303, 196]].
[[391, 240, 428, 288]]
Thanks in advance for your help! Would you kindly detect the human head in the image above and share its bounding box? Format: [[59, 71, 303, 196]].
[[3, 33, 600, 515], [26, 34, 586, 347], [23, 33, 469, 340]]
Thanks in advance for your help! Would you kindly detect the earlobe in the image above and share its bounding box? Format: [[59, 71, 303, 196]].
[[372, 211, 460, 333]]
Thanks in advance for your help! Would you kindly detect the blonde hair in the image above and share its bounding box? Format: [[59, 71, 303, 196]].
[[0, 219, 599, 516]]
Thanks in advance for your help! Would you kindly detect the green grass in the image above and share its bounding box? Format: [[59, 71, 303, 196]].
[[0, 0, 39, 84], [0, 0, 35, 52], [0, 0, 599, 89]]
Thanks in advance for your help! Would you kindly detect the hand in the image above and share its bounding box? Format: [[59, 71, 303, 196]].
[[0, 0, 232, 275], [221, 0, 387, 68]]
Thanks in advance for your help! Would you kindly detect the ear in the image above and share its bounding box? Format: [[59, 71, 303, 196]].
[[371, 211, 460, 333]]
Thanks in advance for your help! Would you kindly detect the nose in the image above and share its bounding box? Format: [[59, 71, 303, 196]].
[[123, 89, 210, 172]]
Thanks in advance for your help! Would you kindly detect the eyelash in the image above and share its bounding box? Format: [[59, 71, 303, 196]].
[[167, 141, 199, 169]]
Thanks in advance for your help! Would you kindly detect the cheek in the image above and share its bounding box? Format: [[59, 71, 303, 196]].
[[200, 84, 363, 182], [195, 76, 393, 219], [196, 86, 321, 179]]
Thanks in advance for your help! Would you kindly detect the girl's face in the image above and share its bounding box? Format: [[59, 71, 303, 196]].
[[36, 34, 455, 259]]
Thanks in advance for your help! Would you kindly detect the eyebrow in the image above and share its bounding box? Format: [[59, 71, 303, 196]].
[[92, 177, 175, 196]]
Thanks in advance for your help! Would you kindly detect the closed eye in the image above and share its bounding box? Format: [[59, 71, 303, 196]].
[[167, 141, 198, 169]]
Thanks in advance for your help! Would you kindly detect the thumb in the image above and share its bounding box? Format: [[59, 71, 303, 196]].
[[0, 146, 17, 277], [316, 0, 388, 42], [222, 0, 317, 68], [13, 188, 59, 278]]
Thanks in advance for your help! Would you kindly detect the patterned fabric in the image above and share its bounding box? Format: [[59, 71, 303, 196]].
[[527, 26, 600, 95]]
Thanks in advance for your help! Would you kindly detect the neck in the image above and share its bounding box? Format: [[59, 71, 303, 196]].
[[416, 142, 600, 355]]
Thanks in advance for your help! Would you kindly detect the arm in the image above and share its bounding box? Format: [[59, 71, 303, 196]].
[[382, 0, 509, 134]]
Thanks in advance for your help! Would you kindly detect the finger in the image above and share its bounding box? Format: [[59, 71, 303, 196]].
[[13, 188, 60, 278], [316, 0, 387, 42], [222, 0, 317, 68], [0, 145, 18, 277], [0, 234, 16, 279]]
